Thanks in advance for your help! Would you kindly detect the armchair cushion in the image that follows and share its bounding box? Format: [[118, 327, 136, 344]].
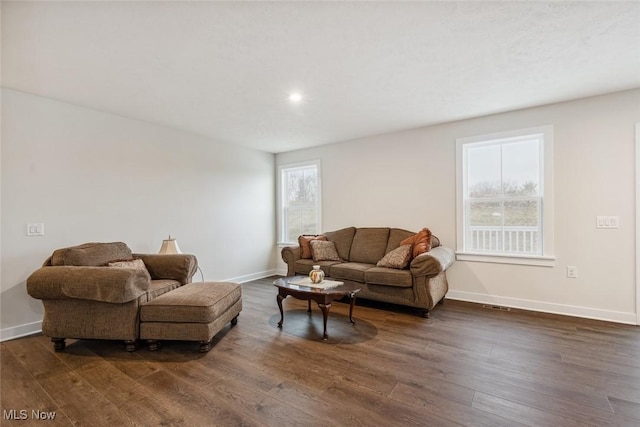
[[134, 254, 198, 285], [27, 266, 150, 303], [107, 258, 151, 280], [50, 242, 132, 266]]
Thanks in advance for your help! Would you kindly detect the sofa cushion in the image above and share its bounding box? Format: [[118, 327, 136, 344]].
[[294, 259, 343, 275], [376, 245, 412, 269], [298, 235, 327, 259], [323, 227, 356, 261], [310, 240, 342, 262], [330, 262, 374, 282], [365, 267, 413, 288], [400, 228, 432, 259], [51, 242, 132, 266], [385, 228, 416, 254], [349, 228, 390, 264]]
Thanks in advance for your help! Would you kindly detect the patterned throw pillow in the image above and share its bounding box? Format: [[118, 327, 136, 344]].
[[400, 228, 433, 259], [309, 240, 342, 262], [107, 258, 151, 279], [298, 235, 327, 259], [376, 244, 412, 269]]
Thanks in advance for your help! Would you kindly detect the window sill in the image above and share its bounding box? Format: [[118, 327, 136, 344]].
[[455, 251, 556, 267], [277, 242, 296, 247]]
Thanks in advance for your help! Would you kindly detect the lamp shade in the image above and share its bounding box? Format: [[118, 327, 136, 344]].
[[159, 235, 182, 254]]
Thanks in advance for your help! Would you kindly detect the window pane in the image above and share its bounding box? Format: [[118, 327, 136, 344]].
[[467, 200, 502, 252], [285, 168, 317, 206], [503, 199, 540, 254], [502, 139, 540, 196], [467, 144, 501, 197]]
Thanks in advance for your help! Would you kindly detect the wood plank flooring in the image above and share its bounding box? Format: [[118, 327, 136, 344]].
[[2, 276, 640, 426]]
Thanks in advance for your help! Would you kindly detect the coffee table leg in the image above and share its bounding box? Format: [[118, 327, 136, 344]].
[[318, 303, 331, 340], [277, 294, 286, 328], [307, 299, 312, 315], [349, 295, 356, 324]]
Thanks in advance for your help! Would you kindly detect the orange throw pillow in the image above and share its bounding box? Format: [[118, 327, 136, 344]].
[[400, 228, 432, 259], [298, 235, 327, 259]]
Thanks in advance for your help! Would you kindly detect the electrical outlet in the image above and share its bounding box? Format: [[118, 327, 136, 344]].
[[567, 266, 578, 278]]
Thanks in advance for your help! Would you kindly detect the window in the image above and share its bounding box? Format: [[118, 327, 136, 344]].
[[456, 126, 554, 266], [277, 160, 321, 244]]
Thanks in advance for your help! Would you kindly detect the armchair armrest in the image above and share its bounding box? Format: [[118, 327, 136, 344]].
[[134, 254, 198, 285], [27, 266, 150, 303], [281, 246, 301, 276], [410, 246, 455, 278]]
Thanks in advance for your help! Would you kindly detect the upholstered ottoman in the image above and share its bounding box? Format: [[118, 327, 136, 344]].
[[140, 281, 242, 352]]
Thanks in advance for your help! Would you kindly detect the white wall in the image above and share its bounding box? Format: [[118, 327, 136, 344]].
[[1, 89, 277, 339], [277, 89, 640, 324]]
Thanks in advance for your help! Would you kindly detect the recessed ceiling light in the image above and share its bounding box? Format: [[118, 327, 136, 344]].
[[289, 92, 303, 103]]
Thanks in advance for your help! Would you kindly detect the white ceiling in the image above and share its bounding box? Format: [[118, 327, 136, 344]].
[[2, 1, 639, 153]]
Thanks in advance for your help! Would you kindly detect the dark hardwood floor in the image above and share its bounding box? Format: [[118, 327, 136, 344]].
[[2, 276, 640, 426]]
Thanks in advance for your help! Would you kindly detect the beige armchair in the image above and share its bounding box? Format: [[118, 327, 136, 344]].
[[27, 242, 198, 351]]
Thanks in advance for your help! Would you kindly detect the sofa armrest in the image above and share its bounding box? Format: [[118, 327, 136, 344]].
[[27, 266, 150, 303], [281, 246, 301, 276], [134, 254, 198, 285], [410, 246, 455, 278]]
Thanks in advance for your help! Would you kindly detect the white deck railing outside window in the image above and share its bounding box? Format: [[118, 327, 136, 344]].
[[468, 226, 539, 254]]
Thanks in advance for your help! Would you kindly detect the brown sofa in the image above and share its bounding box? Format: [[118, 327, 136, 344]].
[[281, 227, 455, 317], [27, 242, 198, 351]]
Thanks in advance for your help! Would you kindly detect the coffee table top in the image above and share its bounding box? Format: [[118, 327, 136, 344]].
[[273, 276, 361, 295]]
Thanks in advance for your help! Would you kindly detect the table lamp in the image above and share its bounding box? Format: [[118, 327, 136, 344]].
[[159, 235, 182, 254]]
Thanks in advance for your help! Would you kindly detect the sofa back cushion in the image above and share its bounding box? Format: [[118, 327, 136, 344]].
[[323, 227, 356, 261], [349, 228, 390, 264], [51, 242, 133, 266], [385, 228, 416, 254]]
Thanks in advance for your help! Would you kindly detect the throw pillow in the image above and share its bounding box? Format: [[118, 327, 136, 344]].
[[298, 235, 327, 259], [107, 258, 151, 279], [400, 227, 433, 259], [376, 244, 412, 269], [309, 240, 342, 262]]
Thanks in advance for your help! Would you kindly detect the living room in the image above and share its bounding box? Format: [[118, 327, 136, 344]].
[[1, 1, 640, 425]]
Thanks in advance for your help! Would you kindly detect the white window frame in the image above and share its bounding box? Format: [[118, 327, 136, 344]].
[[455, 125, 555, 267], [276, 160, 322, 245]]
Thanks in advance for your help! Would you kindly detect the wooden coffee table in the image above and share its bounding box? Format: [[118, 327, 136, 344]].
[[273, 277, 361, 340]]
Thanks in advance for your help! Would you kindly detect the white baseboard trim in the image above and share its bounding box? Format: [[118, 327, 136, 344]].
[[446, 290, 637, 325], [222, 269, 282, 284], [0, 320, 42, 342]]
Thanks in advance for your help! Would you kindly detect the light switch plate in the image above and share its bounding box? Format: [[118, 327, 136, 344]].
[[27, 223, 45, 236], [596, 216, 619, 229]]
